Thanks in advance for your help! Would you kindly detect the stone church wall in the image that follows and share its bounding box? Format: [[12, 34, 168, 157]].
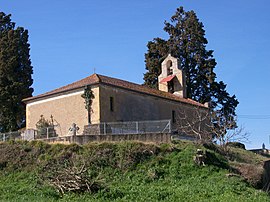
[[25, 82, 208, 137], [99, 84, 205, 132], [25, 86, 100, 136]]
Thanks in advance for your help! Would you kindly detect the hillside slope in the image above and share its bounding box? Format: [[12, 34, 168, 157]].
[[0, 140, 269, 201]]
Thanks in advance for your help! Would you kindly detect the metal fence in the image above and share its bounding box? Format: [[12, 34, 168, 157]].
[[0, 131, 22, 141], [84, 119, 171, 135], [35, 126, 58, 139], [0, 126, 58, 142], [0, 120, 171, 142]]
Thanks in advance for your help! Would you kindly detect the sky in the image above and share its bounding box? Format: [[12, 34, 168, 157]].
[[0, 0, 270, 149]]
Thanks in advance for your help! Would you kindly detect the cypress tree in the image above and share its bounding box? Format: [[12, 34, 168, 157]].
[[0, 12, 33, 132], [143, 6, 238, 134], [143, 38, 169, 89]]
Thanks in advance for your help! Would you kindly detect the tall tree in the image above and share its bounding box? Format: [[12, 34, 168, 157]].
[[143, 38, 169, 89], [144, 6, 238, 136], [0, 12, 33, 132]]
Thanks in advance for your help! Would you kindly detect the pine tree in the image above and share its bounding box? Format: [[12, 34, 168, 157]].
[[0, 12, 33, 132], [143, 6, 238, 135]]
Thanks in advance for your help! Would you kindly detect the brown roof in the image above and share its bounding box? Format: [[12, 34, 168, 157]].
[[23, 73, 206, 107]]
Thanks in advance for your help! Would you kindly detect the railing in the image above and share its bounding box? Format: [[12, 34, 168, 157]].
[[0, 127, 57, 142], [0, 131, 21, 141], [84, 119, 171, 135], [0, 120, 171, 143], [35, 126, 57, 139]]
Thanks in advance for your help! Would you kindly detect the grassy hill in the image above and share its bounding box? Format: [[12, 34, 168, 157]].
[[0, 140, 269, 201]]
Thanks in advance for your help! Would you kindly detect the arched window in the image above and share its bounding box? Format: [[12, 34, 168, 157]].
[[166, 60, 173, 75]]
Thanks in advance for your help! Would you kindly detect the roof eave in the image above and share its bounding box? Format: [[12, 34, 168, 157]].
[[23, 82, 100, 104]]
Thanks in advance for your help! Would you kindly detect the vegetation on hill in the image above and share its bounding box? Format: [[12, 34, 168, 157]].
[[0, 140, 269, 201]]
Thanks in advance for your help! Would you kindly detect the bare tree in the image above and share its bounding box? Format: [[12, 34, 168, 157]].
[[176, 106, 211, 141], [175, 106, 249, 149], [210, 115, 249, 149]]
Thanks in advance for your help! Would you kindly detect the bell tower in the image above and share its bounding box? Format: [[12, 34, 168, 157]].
[[158, 54, 187, 98]]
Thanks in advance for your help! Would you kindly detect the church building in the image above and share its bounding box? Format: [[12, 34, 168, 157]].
[[23, 54, 208, 136]]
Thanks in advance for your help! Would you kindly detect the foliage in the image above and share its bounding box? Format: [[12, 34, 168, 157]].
[[143, 6, 239, 136], [0, 12, 33, 132], [226, 142, 246, 150], [0, 141, 268, 201], [212, 123, 249, 151], [0, 172, 59, 202], [143, 38, 169, 89], [35, 115, 57, 138], [81, 85, 95, 124], [210, 81, 239, 138]]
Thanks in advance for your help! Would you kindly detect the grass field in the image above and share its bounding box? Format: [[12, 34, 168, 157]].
[[0, 140, 269, 201]]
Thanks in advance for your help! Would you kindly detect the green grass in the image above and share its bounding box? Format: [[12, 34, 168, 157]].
[[0, 140, 269, 201], [0, 172, 58, 201]]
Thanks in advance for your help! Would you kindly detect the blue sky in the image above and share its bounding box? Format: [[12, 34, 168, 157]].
[[1, 0, 270, 149]]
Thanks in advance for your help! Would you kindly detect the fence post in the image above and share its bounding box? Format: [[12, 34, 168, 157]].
[[34, 130, 37, 140], [3, 133, 5, 142], [169, 120, 171, 133], [104, 123, 106, 135], [136, 121, 139, 134], [47, 128, 49, 139]]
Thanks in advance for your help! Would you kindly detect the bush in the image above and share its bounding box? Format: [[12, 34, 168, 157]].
[[226, 142, 246, 150], [0, 141, 269, 201]]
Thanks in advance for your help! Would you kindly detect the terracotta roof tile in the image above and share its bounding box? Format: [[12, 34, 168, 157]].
[[23, 74, 100, 102], [159, 75, 175, 83], [23, 73, 206, 108], [97, 74, 206, 107]]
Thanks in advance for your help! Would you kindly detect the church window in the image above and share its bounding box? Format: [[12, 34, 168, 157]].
[[110, 97, 114, 112], [172, 110, 176, 123]]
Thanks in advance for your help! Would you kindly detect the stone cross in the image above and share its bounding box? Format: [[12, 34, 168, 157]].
[[69, 123, 79, 136]]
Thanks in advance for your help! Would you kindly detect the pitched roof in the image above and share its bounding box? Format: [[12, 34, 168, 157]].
[[23, 73, 206, 108]]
